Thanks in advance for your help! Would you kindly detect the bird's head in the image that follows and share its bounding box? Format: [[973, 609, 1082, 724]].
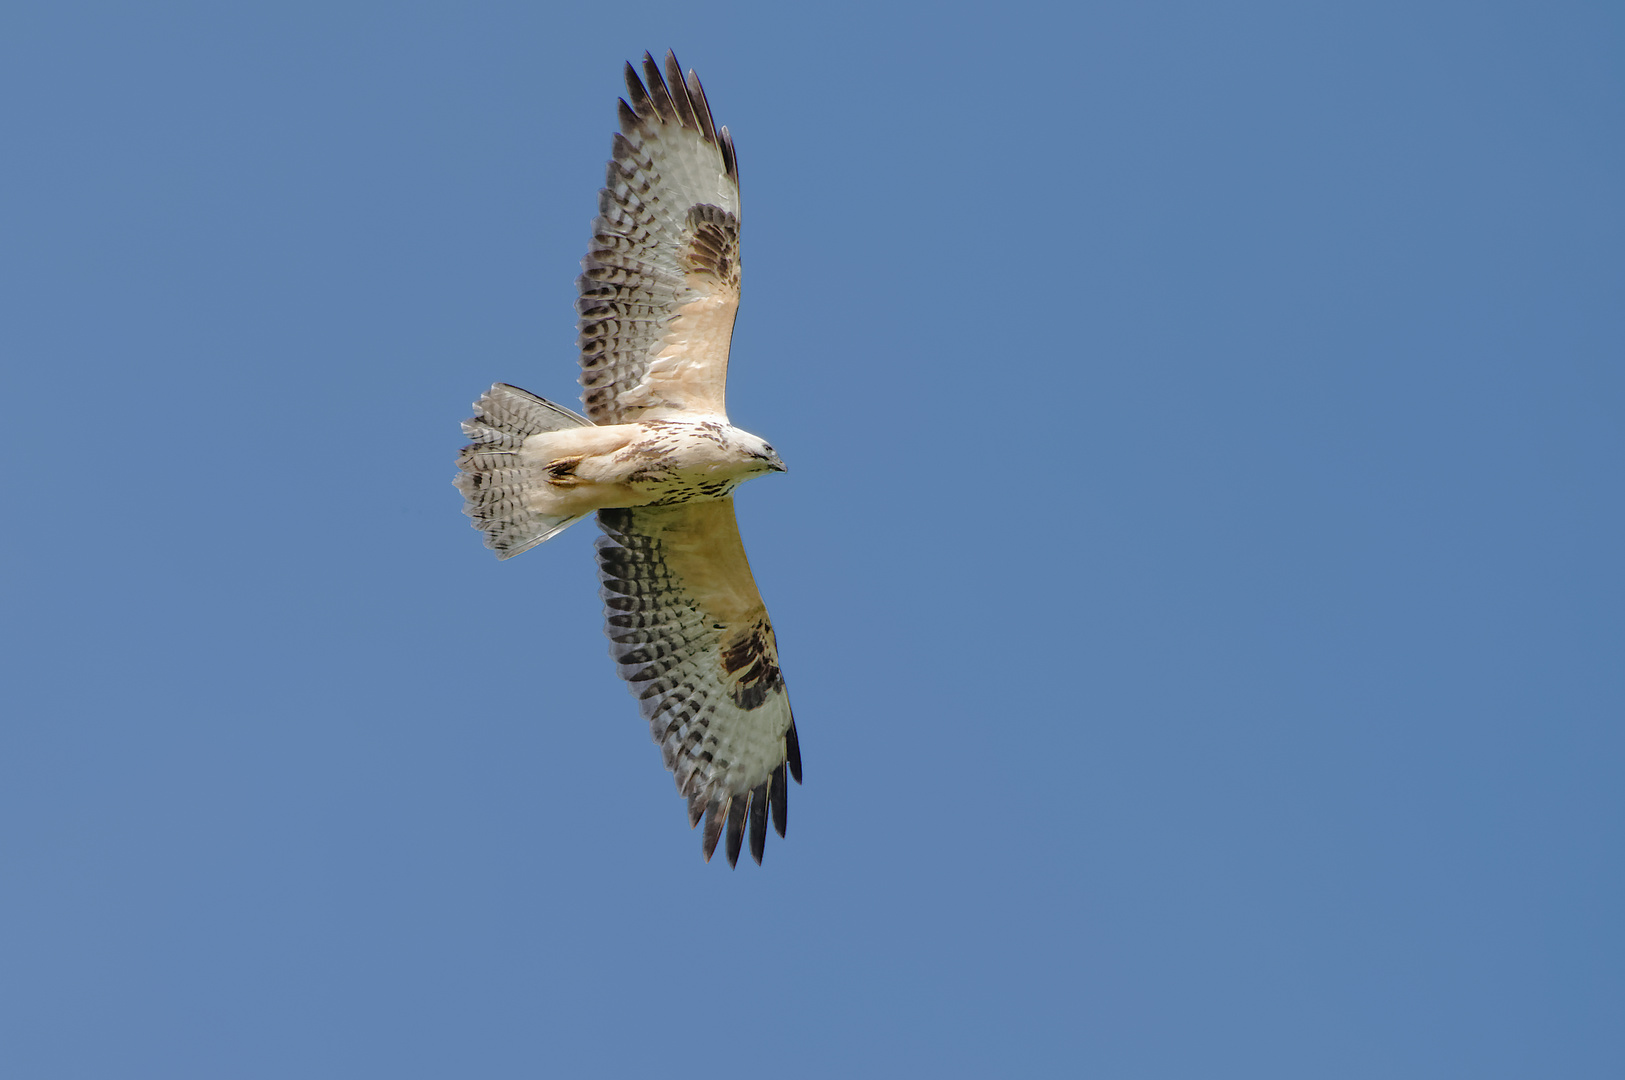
[[738, 432, 787, 475]]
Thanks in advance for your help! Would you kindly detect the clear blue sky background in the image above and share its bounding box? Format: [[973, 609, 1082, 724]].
[[2, 2, 1621, 1076]]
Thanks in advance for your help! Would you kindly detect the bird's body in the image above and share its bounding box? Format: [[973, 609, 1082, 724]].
[[477, 414, 782, 520], [455, 52, 800, 866]]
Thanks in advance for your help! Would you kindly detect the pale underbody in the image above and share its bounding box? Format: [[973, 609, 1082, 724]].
[[518, 418, 782, 519]]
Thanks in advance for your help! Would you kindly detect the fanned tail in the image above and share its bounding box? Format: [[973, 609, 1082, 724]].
[[455, 383, 593, 559]]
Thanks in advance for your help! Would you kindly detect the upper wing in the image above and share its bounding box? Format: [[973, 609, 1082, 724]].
[[577, 52, 742, 425], [596, 499, 800, 866]]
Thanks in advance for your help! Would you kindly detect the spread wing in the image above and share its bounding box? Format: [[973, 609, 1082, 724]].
[[577, 51, 742, 425], [596, 500, 800, 866]]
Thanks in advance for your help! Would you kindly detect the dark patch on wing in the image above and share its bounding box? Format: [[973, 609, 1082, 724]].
[[720, 617, 783, 710], [682, 204, 740, 288]]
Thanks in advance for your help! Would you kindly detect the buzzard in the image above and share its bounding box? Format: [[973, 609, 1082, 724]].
[[455, 52, 800, 866]]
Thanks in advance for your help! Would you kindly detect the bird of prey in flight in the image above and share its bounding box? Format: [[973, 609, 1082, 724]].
[[455, 52, 800, 867]]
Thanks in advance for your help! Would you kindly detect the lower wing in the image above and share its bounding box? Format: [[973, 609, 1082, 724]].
[[595, 499, 800, 865]]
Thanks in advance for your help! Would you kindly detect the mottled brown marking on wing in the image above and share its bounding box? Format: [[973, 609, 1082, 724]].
[[719, 617, 782, 710], [681, 204, 740, 288]]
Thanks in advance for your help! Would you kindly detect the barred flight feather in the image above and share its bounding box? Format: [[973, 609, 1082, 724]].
[[596, 500, 798, 865]]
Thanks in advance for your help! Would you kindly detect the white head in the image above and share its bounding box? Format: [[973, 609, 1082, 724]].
[[735, 431, 787, 475]]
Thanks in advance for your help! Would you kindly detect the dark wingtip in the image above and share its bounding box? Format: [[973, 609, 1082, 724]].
[[724, 796, 746, 868], [700, 802, 724, 862], [748, 781, 768, 865], [719, 127, 737, 183], [622, 63, 653, 127], [786, 721, 802, 784], [663, 51, 700, 131], [615, 99, 638, 136], [685, 66, 719, 144], [770, 763, 787, 837], [640, 52, 677, 123], [618, 51, 736, 181]]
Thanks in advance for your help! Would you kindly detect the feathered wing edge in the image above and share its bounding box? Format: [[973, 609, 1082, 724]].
[[620, 51, 737, 185], [595, 501, 800, 866], [576, 51, 742, 425]]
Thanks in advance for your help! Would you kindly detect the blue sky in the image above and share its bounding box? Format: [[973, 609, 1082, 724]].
[[2, 2, 1621, 1076]]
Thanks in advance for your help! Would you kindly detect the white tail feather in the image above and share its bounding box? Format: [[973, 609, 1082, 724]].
[[456, 384, 593, 559]]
